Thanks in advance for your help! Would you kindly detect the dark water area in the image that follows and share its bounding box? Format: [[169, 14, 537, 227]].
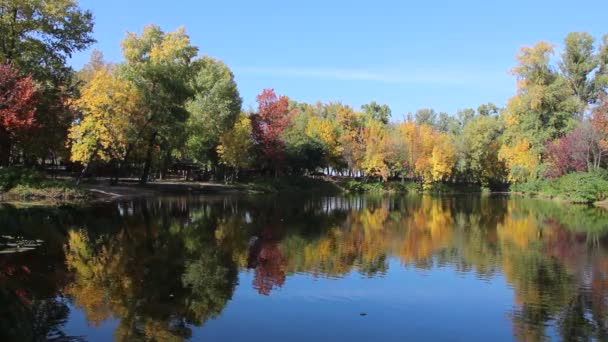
[[1, 194, 607, 341]]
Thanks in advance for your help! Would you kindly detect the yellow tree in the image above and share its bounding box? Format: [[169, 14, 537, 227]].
[[305, 115, 342, 169], [69, 69, 143, 179], [336, 105, 365, 175], [431, 133, 456, 181], [361, 120, 390, 180], [217, 114, 253, 181], [498, 138, 539, 183]]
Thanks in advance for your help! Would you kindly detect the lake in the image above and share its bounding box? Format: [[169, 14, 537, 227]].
[[1, 194, 607, 341]]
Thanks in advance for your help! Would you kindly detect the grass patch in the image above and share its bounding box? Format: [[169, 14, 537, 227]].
[[241, 176, 341, 194], [0, 167, 88, 200]]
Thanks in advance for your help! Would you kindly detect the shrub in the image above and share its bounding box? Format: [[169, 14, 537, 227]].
[[511, 171, 608, 203]]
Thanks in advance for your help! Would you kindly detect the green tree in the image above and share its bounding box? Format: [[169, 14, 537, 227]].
[[500, 41, 580, 181], [0, 0, 95, 82], [119, 24, 198, 183], [361, 101, 391, 124], [559, 32, 600, 106], [186, 57, 242, 165], [414, 108, 436, 126]]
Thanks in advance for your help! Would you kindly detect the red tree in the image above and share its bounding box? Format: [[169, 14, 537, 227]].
[[251, 89, 294, 176], [0, 64, 38, 165], [544, 126, 589, 178]]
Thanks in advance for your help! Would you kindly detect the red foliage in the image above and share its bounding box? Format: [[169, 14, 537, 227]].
[[251, 89, 295, 175], [544, 127, 589, 178], [252, 240, 286, 296], [0, 64, 38, 137]]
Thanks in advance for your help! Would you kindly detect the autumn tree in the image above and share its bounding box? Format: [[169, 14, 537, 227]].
[[500, 41, 580, 181], [460, 115, 507, 187], [544, 126, 590, 177], [217, 114, 253, 181], [0, 0, 95, 165], [0, 64, 38, 165], [251, 89, 294, 177], [69, 68, 144, 182], [361, 120, 390, 180], [590, 93, 608, 169]]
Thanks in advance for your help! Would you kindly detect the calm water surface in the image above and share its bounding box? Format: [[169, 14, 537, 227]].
[[1, 194, 608, 341]]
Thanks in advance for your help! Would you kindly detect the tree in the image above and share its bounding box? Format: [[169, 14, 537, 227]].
[[119, 24, 198, 183], [436, 112, 459, 134], [76, 50, 109, 84], [361, 101, 391, 124], [559, 32, 599, 106], [0, 64, 37, 165], [217, 114, 253, 181], [361, 120, 390, 180], [430, 134, 456, 182], [460, 115, 507, 186], [251, 89, 294, 177], [590, 93, 608, 169], [69, 69, 144, 181], [186, 57, 242, 165], [477, 102, 500, 116], [414, 108, 436, 126], [500, 41, 580, 181], [0, 0, 95, 82], [544, 125, 590, 178]]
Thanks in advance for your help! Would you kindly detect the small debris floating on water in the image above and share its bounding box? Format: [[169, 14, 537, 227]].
[[359, 312, 367, 316]]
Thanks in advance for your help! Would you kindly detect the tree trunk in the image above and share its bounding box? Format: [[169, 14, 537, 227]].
[[140, 131, 157, 184]]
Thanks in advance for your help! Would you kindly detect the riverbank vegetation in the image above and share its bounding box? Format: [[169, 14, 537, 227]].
[[1, 1, 608, 202]]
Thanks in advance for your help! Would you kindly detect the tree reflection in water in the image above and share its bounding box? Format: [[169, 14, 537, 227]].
[[0, 194, 607, 341]]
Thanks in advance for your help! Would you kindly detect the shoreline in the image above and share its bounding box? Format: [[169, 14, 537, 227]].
[[1, 178, 607, 209]]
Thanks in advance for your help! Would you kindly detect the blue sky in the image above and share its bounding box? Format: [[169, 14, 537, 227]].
[[69, 0, 608, 118]]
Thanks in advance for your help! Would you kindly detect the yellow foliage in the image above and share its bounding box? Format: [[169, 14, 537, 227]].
[[217, 114, 253, 171], [431, 134, 456, 181], [69, 69, 143, 164], [361, 120, 390, 180], [498, 139, 539, 182]]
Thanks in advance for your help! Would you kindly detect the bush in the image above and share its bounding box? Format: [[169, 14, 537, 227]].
[[0, 167, 45, 191], [0, 167, 88, 200], [511, 171, 608, 203]]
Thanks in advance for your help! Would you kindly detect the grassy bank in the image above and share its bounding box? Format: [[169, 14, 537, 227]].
[[511, 171, 608, 204], [0, 168, 88, 201]]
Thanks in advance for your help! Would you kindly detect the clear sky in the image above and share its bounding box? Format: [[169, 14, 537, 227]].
[[69, 0, 608, 119]]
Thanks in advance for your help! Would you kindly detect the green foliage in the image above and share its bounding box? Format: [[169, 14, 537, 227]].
[[0, 0, 95, 82], [0, 167, 45, 191], [0, 167, 86, 199], [186, 57, 242, 163], [512, 171, 608, 203]]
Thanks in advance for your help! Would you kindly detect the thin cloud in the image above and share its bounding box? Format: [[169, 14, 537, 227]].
[[233, 66, 503, 85]]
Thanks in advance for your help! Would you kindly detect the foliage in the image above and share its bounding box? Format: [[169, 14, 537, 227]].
[[512, 171, 608, 203], [0, 0, 95, 82], [251, 89, 294, 176], [0, 64, 38, 164], [217, 114, 253, 178], [186, 57, 242, 164], [69, 68, 143, 165], [0, 167, 86, 199]]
